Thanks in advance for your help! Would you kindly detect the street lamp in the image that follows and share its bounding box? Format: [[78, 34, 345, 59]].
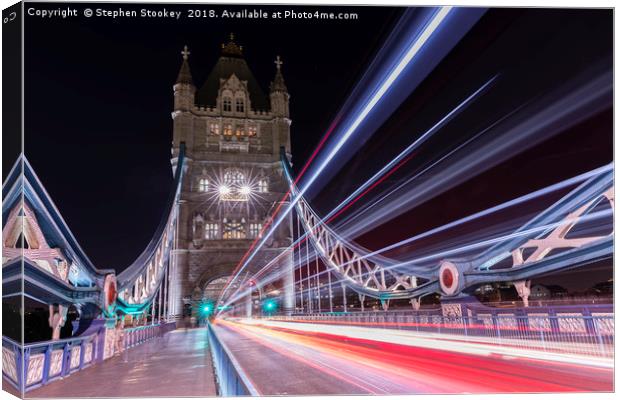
[[240, 185, 252, 195], [218, 185, 231, 196]]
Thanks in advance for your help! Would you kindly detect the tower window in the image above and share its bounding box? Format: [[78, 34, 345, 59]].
[[249, 223, 262, 238], [209, 122, 220, 135], [248, 125, 257, 137], [205, 223, 219, 240], [223, 124, 233, 136], [223, 218, 246, 240], [258, 178, 268, 193], [236, 98, 245, 113], [198, 178, 209, 192], [223, 98, 232, 112], [224, 169, 245, 187]]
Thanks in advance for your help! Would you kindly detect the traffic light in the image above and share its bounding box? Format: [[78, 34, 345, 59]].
[[262, 298, 277, 313], [199, 300, 215, 317]]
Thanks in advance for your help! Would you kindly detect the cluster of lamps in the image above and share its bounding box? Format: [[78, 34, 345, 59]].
[[218, 184, 253, 196]]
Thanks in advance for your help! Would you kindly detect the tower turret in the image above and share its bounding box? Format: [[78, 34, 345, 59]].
[[172, 45, 196, 158], [174, 45, 196, 111], [269, 55, 290, 117], [270, 56, 291, 156]]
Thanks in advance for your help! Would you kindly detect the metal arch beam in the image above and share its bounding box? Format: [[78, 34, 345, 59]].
[[462, 237, 612, 289], [3, 258, 101, 306], [280, 150, 436, 300], [282, 147, 613, 300], [472, 166, 613, 271]]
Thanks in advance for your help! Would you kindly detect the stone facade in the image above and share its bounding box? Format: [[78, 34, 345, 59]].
[[169, 37, 294, 318]]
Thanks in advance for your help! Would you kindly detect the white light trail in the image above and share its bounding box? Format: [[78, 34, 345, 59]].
[[218, 6, 454, 311]]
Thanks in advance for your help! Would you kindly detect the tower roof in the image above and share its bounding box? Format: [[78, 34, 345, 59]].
[[195, 35, 269, 111]]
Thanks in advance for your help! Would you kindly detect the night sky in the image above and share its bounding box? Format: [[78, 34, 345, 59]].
[[15, 5, 612, 290]]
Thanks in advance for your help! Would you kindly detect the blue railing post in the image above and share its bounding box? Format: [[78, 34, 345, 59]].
[[61, 343, 70, 377], [79, 340, 86, 370], [22, 347, 31, 391], [16, 344, 25, 394], [41, 344, 52, 384]]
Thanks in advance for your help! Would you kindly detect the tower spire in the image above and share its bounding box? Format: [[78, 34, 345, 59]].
[[176, 45, 194, 85], [221, 33, 243, 57], [270, 55, 287, 93]]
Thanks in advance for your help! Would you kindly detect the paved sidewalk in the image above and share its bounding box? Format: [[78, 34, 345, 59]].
[[28, 328, 217, 398]]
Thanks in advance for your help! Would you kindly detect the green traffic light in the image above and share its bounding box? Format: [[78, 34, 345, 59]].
[[263, 299, 277, 312]]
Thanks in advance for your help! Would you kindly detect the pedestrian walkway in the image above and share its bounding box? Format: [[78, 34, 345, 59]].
[[29, 328, 217, 398]]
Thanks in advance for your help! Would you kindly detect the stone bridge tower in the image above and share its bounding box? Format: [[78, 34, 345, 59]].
[[169, 35, 294, 318]]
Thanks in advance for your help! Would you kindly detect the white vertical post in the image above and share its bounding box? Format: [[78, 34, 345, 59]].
[[296, 214, 304, 313], [151, 298, 156, 325], [245, 293, 252, 319], [328, 269, 333, 313], [315, 256, 321, 313], [158, 285, 163, 324], [306, 243, 312, 314]]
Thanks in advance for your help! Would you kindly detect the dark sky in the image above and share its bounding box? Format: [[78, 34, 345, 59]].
[[20, 3, 401, 272], [17, 5, 612, 290]]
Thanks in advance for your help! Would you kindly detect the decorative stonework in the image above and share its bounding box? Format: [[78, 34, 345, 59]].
[[527, 313, 551, 331], [49, 349, 63, 377], [592, 313, 614, 335], [497, 313, 518, 329], [83, 342, 93, 364], [441, 303, 462, 318], [2, 347, 18, 382], [26, 353, 45, 385], [70, 346, 81, 370], [557, 313, 587, 333], [103, 328, 116, 359], [476, 313, 494, 330]]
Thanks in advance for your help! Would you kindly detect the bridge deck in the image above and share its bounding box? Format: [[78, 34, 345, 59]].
[[28, 328, 217, 398], [213, 319, 613, 395]]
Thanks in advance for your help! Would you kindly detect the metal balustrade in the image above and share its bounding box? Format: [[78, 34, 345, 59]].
[[123, 322, 176, 350], [3, 332, 100, 393], [207, 323, 259, 396], [270, 311, 614, 359], [2, 322, 177, 393]]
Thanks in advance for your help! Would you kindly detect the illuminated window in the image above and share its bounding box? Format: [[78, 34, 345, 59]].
[[236, 98, 245, 113], [209, 122, 220, 135], [223, 218, 246, 239], [258, 179, 268, 193], [224, 169, 245, 187], [198, 178, 209, 192], [223, 98, 232, 112], [223, 124, 233, 136], [248, 125, 257, 137], [235, 126, 245, 136], [205, 223, 219, 240], [249, 223, 262, 238]]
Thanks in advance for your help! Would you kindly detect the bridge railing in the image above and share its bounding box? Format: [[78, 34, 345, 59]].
[[2, 322, 177, 393], [270, 313, 614, 359], [2, 331, 100, 393], [207, 322, 259, 396], [123, 322, 176, 350]]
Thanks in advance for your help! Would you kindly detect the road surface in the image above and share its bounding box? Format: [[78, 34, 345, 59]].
[[213, 319, 613, 395]]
